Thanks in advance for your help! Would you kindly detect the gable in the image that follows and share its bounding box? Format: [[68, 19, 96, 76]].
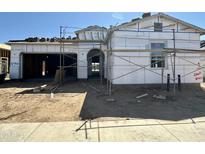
[[117, 13, 205, 34], [75, 25, 106, 34]]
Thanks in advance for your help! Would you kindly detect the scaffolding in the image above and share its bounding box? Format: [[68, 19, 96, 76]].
[[58, 26, 105, 86], [58, 26, 205, 97]]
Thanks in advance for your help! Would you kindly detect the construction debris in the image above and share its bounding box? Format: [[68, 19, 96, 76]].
[[33, 87, 41, 93], [106, 98, 116, 102], [153, 95, 166, 100], [33, 84, 47, 93], [50, 92, 54, 99], [136, 93, 148, 99], [54, 69, 66, 84], [137, 100, 141, 103], [200, 83, 205, 91]]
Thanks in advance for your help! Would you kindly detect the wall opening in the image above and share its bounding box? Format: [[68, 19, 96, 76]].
[[87, 49, 104, 79], [22, 53, 77, 80]]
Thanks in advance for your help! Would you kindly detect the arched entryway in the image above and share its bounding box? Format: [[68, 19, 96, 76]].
[[87, 49, 104, 79]]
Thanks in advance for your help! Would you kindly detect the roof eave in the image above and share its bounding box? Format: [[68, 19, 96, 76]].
[[114, 13, 159, 30], [7, 39, 104, 45], [75, 26, 107, 34], [115, 13, 205, 34], [159, 13, 205, 34]]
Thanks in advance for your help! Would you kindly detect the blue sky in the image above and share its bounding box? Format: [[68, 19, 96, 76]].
[[0, 12, 205, 43]]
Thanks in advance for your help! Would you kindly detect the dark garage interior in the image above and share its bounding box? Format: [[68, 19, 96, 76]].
[[23, 53, 77, 80]]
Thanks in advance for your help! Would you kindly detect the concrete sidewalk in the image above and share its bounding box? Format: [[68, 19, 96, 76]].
[[0, 118, 205, 141]]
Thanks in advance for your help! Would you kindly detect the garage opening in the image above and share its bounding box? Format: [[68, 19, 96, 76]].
[[23, 53, 77, 80], [87, 49, 104, 79]]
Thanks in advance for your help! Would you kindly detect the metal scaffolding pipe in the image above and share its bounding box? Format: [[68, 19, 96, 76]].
[[173, 29, 176, 97]]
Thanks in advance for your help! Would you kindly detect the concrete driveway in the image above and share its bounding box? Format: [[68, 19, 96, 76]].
[[0, 117, 205, 142]]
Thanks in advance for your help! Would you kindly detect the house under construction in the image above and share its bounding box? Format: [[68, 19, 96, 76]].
[[0, 44, 10, 82], [8, 13, 205, 89]]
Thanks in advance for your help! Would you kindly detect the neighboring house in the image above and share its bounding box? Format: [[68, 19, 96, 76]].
[[0, 44, 11, 75], [201, 41, 205, 79], [8, 13, 205, 84]]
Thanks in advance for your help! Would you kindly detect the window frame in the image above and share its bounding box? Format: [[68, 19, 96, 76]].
[[154, 22, 163, 32], [150, 43, 167, 69]]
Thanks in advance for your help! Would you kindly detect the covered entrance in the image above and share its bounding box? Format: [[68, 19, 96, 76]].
[[87, 49, 104, 79]]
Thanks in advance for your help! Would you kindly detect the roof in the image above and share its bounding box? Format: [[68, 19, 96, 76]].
[[7, 39, 104, 45], [115, 13, 205, 35], [75, 25, 107, 34], [0, 44, 11, 50]]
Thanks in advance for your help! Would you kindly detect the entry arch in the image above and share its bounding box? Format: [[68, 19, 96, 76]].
[[87, 48, 105, 79]]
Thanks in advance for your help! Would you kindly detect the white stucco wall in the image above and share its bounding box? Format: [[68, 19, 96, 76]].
[[111, 31, 200, 50], [110, 30, 203, 84], [9, 31, 203, 84], [111, 52, 203, 84], [10, 42, 107, 80], [78, 30, 107, 41]]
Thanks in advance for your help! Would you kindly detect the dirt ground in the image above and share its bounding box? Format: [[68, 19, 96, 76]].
[[0, 80, 86, 123], [0, 79, 205, 123]]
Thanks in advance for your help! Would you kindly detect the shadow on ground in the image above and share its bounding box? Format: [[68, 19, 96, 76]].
[[0, 78, 53, 89], [78, 81, 205, 121], [1, 79, 205, 122], [53, 80, 205, 121]]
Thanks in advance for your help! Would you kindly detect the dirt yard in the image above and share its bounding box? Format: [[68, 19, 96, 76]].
[[0, 80, 86, 123], [0, 79, 205, 123]]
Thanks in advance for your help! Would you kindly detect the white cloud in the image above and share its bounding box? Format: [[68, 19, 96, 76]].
[[112, 13, 124, 20]]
